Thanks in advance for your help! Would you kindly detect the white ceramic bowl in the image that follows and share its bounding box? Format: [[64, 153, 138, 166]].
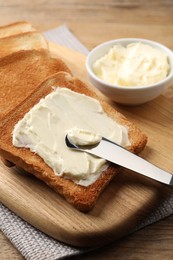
[[86, 38, 173, 105]]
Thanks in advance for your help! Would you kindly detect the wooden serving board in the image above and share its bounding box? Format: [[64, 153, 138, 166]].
[[1, 43, 173, 247]]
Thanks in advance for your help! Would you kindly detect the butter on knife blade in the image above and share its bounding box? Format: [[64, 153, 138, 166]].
[[65, 135, 173, 186]]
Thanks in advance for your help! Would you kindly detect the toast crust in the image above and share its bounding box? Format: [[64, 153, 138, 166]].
[[0, 72, 147, 212], [0, 31, 48, 58], [0, 21, 35, 38]]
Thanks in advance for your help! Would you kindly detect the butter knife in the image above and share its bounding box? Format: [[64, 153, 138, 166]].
[[65, 136, 173, 186]]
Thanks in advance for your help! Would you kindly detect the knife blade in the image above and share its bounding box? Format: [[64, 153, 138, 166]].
[[65, 136, 173, 186]]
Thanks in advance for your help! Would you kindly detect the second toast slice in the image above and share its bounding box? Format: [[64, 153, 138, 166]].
[[0, 49, 71, 120]]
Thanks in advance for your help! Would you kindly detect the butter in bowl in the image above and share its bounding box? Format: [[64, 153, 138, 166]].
[[86, 38, 173, 105]]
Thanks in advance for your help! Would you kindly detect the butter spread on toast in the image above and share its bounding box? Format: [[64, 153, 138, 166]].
[[12, 87, 130, 186], [67, 127, 102, 146]]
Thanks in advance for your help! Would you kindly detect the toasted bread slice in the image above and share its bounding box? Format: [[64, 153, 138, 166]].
[[0, 21, 35, 39], [0, 31, 48, 58], [0, 49, 71, 120], [0, 72, 147, 212]]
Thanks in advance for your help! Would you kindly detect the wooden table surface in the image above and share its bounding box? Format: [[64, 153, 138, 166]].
[[1, 1, 173, 259]]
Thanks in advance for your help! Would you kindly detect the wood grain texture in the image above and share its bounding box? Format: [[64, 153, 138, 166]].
[[1, 0, 173, 259]]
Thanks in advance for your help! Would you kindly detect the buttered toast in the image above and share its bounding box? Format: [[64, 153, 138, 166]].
[[0, 72, 147, 212]]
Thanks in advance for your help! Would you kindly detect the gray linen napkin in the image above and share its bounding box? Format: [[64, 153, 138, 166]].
[[1, 25, 173, 260], [43, 24, 89, 55]]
